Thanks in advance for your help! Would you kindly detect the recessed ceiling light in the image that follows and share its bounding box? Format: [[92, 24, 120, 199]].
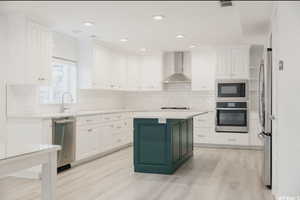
[[90, 35, 97, 39], [189, 45, 196, 48], [120, 38, 128, 42], [152, 15, 165, 21], [83, 21, 94, 26], [176, 34, 185, 39], [140, 48, 147, 52]]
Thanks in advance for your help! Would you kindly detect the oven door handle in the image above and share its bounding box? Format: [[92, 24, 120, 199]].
[[216, 108, 248, 110]]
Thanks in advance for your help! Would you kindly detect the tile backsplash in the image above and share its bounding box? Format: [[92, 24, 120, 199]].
[[124, 91, 215, 111], [7, 85, 214, 114]]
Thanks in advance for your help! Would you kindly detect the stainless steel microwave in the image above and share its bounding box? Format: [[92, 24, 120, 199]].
[[216, 79, 248, 101]]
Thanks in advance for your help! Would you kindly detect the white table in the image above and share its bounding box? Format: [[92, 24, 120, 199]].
[[0, 144, 61, 200]]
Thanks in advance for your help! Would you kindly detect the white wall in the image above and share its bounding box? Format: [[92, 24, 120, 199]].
[[272, 2, 300, 198], [0, 14, 8, 156]]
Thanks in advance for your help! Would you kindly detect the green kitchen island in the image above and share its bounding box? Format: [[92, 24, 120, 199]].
[[133, 111, 207, 174]]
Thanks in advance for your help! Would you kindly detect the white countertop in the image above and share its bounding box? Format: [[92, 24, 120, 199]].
[[0, 144, 60, 161], [133, 111, 209, 119], [8, 109, 212, 119], [7, 109, 140, 119]]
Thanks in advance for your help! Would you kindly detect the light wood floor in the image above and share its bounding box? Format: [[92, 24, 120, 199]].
[[0, 147, 273, 200]]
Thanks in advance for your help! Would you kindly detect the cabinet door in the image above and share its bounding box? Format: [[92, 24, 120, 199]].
[[250, 119, 263, 146], [26, 21, 52, 85], [140, 54, 162, 91], [93, 45, 111, 89], [172, 122, 181, 163], [231, 47, 249, 79], [76, 126, 99, 160], [191, 49, 216, 91], [180, 121, 188, 157], [127, 56, 141, 90], [216, 48, 232, 79], [98, 123, 114, 152], [111, 52, 127, 90]]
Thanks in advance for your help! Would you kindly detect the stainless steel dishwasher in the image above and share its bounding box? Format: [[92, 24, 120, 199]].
[[52, 117, 76, 171]]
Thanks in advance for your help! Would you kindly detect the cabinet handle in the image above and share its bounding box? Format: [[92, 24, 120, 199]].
[[88, 129, 93, 132], [117, 126, 122, 129], [86, 119, 92, 122], [104, 117, 110, 120], [228, 138, 236, 142]]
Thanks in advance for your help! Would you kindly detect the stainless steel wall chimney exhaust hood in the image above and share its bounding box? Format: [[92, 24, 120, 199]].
[[163, 52, 191, 83]]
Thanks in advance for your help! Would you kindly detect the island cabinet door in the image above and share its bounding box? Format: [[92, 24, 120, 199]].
[[187, 118, 194, 153], [134, 119, 170, 168], [171, 121, 181, 164], [180, 121, 188, 158]]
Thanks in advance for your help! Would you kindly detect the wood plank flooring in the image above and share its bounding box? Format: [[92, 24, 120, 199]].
[[0, 147, 273, 200]]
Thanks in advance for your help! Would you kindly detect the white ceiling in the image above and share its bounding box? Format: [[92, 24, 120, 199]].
[[0, 1, 273, 53]]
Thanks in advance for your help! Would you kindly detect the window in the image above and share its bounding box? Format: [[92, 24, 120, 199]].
[[40, 58, 77, 104]]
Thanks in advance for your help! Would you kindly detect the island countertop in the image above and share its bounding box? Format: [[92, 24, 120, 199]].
[[133, 111, 209, 119]]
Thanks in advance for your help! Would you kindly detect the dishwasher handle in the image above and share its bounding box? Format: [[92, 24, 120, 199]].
[[54, 119, 75, 124]]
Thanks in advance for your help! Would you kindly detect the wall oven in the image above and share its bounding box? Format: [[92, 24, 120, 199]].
[[216, 79, 248, 101], [215, 102, 248, 133]]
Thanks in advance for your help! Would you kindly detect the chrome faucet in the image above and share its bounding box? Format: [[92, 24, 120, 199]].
[[60, 92, 74, 113]]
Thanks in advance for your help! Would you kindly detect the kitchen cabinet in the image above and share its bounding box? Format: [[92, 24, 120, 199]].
[[76, 126, 99, 160], [216, 46, 249, 79], [140, 54, 163, 91], [126, 55, 141, 91], [75, 112, 133, 161], [191, 49, 216, 91], [111, 52, 127, 90], [193, 112, 214, 144], [249, 113, 263, 146], [7, 15, 52, 85], [79, 41, 128, 90]]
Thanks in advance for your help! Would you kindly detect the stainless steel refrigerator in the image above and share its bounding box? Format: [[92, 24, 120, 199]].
[[258, 48, 273, 189]]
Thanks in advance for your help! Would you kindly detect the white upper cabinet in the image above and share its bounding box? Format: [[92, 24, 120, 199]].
[[231, 47, 249, 79], [79, 41, 127, 90], [140, 53, 163, 91], [126, 55, 141, 91], [7, 15, 52, 85], [191, 48, 216, 91], [92, 44, 111, 89], [216, 46, 249, 79], [111, 52, 127, 90], [79, 40, 163, 91]]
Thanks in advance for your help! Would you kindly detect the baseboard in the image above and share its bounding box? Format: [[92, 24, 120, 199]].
[[194, 143, 263, 150], [72, 143, 132, 167]]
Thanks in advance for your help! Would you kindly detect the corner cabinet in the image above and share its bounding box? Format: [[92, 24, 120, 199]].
[[7, 15, 52, 85], [216, 46, 250, 79]]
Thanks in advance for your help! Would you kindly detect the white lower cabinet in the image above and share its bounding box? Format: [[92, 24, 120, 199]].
[[76, 112, 133, 161], [76, 126, 99, 160]]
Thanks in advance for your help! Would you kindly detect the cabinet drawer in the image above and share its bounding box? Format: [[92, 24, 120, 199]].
[[215, 133, 249, 146], [102, 113, 125, 122], [193, 128, 213, 144], [77, 115, 102, 126], [193, 113, 214, 128], [194, 133, 211, 144], [193, 127, 213, 137]]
